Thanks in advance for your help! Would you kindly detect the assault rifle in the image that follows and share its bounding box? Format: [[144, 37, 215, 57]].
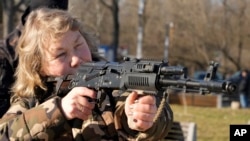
[[52, 57, 236, 129], [67, 57, 236, 97]]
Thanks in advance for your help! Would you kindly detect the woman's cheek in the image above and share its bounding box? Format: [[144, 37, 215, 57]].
[[46, 64, 68, 76], [56, 64, 70, 75]]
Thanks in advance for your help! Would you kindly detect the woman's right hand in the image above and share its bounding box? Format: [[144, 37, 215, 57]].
[[61, 87, 96, 120]]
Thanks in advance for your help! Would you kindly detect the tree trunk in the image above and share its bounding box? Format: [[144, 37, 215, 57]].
[[112, 0, 119, 61], [136, 0, 146, 59], [2, 0, 15, 37]]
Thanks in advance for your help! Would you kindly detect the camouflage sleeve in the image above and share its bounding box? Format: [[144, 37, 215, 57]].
[[0, 96, 72, 140], [114, 92, 173, 141]]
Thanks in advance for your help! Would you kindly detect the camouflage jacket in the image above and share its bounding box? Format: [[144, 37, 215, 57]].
[[0, 26, 21, 117], [0, 91, 173, 141]]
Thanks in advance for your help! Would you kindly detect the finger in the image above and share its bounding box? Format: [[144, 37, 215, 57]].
[[126, 91, 138, 105], [74, 87, 97, 99], [132, 119, 153, 131], [133, 104, 157, 114], [132, 112, 155, 122], [77, 104, 92, 115], [74, 107, 90, 120], [137, 95, 156, 105], [83, 96, 98, 103], [77, 96, 95, 109], [75, 104, 93, 119], [125, 91, 138, 116]]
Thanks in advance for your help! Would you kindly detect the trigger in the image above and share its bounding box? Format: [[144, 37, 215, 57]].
[[97, 90, 106, 108]]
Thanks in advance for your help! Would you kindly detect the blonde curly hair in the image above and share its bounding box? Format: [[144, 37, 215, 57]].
[[12, 8, 99, 97]]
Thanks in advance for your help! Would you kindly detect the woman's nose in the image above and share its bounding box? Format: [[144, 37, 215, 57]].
[[71, 55, 82, 68]]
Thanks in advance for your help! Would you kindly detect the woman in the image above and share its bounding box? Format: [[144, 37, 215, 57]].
[[0, 0, 68, 118], [0, 8, 173, 140]]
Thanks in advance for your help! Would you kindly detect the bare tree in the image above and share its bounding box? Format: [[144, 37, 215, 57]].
[[99, 0, 119, 61], [68, 0, 250, 74], [167, 0, 211, 70], [220, 0, 249, 71], [166, 0, 250, 74]]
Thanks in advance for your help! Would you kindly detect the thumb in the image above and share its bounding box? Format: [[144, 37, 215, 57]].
[[125, 91, 138, 116]]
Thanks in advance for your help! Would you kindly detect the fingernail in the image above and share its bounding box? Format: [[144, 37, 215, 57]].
[[134, 100, 139, 103]]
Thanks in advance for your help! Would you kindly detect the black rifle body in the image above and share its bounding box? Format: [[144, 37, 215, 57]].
[[68, 58, 236, 95]]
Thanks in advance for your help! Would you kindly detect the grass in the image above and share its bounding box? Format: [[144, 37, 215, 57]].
[[169, 104, 250, 141]]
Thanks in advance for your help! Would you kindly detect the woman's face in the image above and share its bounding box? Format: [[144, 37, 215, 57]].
[[40, 30, 92, 77]]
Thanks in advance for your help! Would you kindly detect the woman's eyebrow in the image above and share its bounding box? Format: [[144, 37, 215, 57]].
[[48, 44, 65, 55], [53, 46, 64, 52]]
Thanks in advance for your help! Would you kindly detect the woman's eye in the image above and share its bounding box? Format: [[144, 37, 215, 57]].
[[75, 43, 83, 49], [57, 52, 66, 58]]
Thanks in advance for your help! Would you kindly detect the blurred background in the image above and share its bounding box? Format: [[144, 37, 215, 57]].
[[1, 0, 250, 78]]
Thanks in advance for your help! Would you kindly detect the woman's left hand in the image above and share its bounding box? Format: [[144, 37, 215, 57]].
[[125, 91, 157, 131]]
